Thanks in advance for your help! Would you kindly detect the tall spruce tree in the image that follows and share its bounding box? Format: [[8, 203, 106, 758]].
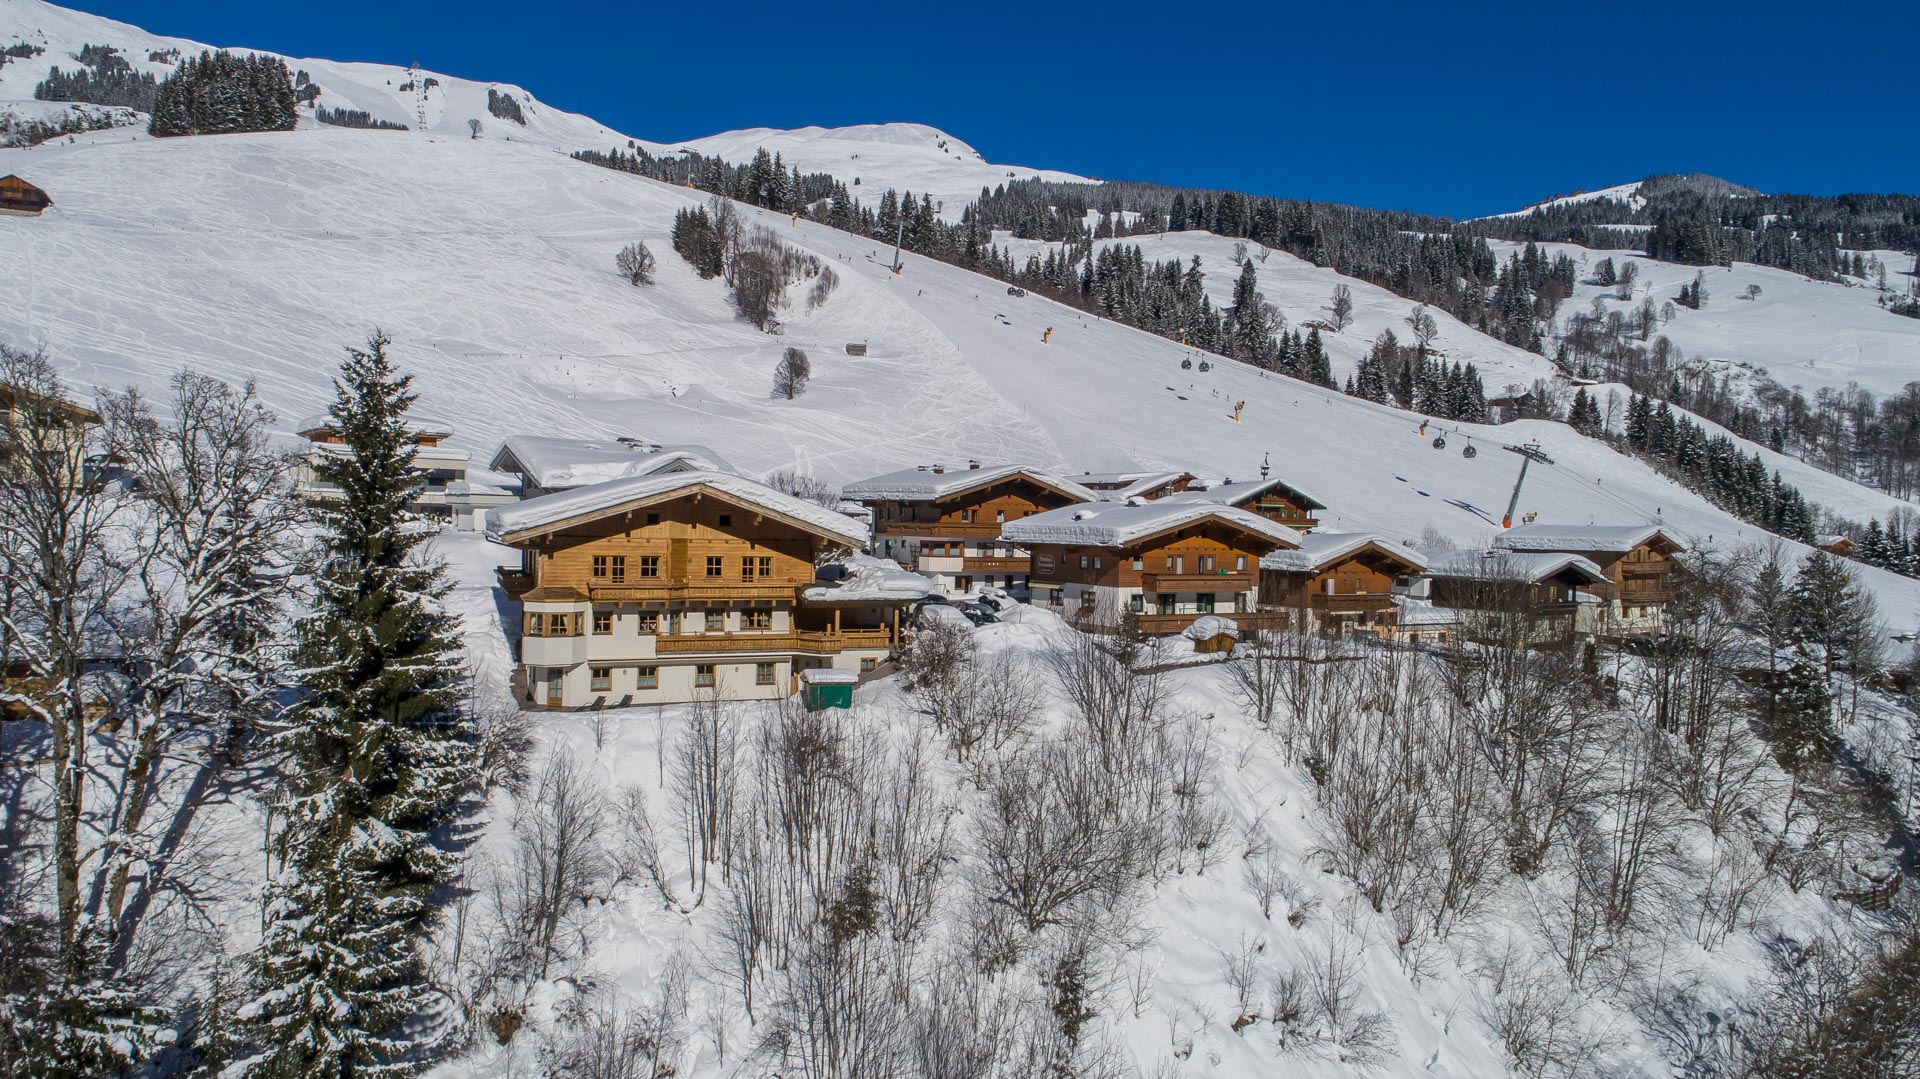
[[244, 331, 472, 1076]]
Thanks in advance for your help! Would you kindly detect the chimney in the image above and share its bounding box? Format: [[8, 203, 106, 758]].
[[968, 459, 981, 470], [931, 463, 945, 474]]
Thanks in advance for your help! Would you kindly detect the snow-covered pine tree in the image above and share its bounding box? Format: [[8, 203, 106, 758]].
[[1302, 328, 1333, 388], [243, 331, 472, 1076]]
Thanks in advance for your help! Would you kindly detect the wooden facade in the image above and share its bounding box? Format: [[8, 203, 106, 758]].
[[494, 480, 903, 707], [1193, 476, 1325, 531], [1493, 527, 1685, 635], [1259, 540, 1423, 637], [1424, 556, 1604, 646], [1022, 516, 1279, 634], [860, 468, 1091, 594], [0, 385, 101, 486], [0, 175, 51, 217]]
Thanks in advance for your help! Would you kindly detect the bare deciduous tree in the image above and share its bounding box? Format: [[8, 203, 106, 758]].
[[615, 241, 656, 286], [1329, 284, 1354, 332], [774, 347, 811, 400]]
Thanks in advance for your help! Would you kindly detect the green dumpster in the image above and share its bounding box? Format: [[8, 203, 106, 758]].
[[799, 668, 858, 711]]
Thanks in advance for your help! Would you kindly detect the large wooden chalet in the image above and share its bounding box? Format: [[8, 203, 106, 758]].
[[1002, 498, 1301, 635], [1185, 473, 1325, 531], [489, 435, 733, 499], [487, 471, 924, 708], [845, 462, 1098, 596], [1420, 548, 1609, 645], [1073, 470, 1198, 501], [1492, 524, 1685, 634], [1259, 533, 1429, 637]]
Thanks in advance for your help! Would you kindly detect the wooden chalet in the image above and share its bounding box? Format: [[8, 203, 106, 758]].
[[844, 462, 1098, 596], [1259, 533, 1429, 637], [1492, 524, 1686, 634], [1419, 548, 1609, 645], [1186, 473, 1325, 531], [489, 435, 734, 498], [1074, 470, 1198, 501], [1002, 497, 1301, 636], [487, 471, 923, 708], [0, 175, 52, 217], [292, 413, 502, 524]]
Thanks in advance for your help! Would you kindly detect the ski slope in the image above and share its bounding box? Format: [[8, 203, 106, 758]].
[[5, 126, 1920, 625], [997, 228, 1565, 394]]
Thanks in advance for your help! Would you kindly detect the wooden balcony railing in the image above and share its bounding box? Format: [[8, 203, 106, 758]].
[[875, 520, 1006, 540], [588, 581, 801, 603], [653, 628, 895, 656], [964, 556, 1030, 574], [497, 569, 535, 600], [1141, 572, 1254, 593], [1130, 611, 1291, 636]]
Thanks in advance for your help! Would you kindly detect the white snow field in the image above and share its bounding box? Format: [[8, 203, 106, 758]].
[[5, 126, 1920, 625], [1486, 238, 1920, 400]]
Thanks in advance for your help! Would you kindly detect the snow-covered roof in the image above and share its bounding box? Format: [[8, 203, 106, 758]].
[[1185, 475, 1326, 511], [1394, 599, 1464, 626], [1001, 497, 1302, 550], [489, 435, 734, 490], [1260, 533, 1429, 574], [1183, 614, 1241, 641], [1076, 470, 1194, 499], [799, 668, 861, 685], [485, 470, 867, 546], [295, 413, 454, 439], [841, 463, 1098, 504], [803, 554, 938, 605], [1492, 524, 1685, 554], [1420, 548, 1608, 585]]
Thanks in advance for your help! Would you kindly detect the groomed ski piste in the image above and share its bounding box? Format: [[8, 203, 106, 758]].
[[6, 3, 1920, 1075]]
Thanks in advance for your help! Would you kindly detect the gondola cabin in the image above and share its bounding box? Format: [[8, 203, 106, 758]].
[[0, 175, 52, 217]]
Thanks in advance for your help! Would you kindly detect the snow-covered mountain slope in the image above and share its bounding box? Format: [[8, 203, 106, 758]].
[[1484, 180, 1647, 219], [1, 0, 1081, 211], [6, 126, 1920, 626], [676, 123, 1092, 220], [1488, 239, 1920, 399], [997, 229, 1564, 394]]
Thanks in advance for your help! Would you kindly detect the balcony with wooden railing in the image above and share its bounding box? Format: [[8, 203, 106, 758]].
[[1131, 610, 1290, 636], [1141, 571, 1255, 593], [654, 627, 895, 656], [874, 519, 1004, 539], [587, 580, 801, 603], [497, 569, 535, 600], [964, 555, 1030, 574]]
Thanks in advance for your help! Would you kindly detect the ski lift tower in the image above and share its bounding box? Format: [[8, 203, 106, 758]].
[[1500, 443, 1554, 529], [889, 217, 905, 275]]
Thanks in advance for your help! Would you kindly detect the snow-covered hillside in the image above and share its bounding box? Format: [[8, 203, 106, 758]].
[[1484, 180, 1647, 219], [996, 229, 1564, 395], [1488, 238, 1920, 400], [5, 127, 1920, 628]]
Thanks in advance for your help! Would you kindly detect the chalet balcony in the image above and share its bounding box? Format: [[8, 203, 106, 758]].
[[874, 520, 1005, 540], [652, 628, 894, 656], [586, 580, 801, 603], [1141, 572, 1255, 593], [496, 569, 535, 600], [1619, 588, 1675, 605], [1313, 593, 1395, 614], [964, 556, 1030, 574]]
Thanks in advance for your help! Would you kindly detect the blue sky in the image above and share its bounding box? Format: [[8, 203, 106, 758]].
[[66, 0, 1918, 218]]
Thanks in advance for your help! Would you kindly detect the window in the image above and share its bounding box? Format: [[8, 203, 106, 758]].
[[995, 510, 1005, 524], [609, 555, 626, 583], [1131, 557, 1143, 570], [591, 555, 608, 579], [755, 662, 775, 686], [860, 657, 878, 673], [741, 556, 773, 580], [636, 666, 658, 689], [758, 556, 771, 579], [593, 611, 612, 634], [1079, 555, 1089, 569], [744, 609, 772, 630], [590, 666, 611, 692], [1236, 555, 1247, 571], [639, 555, 660, 578], [718, 513, 732, 528], [706, 556, 723, 577], [1129, 594, 1144, 613], [645, 512, 659, 526], [526, 612, 544, 635], [636, 612, 659, 634], [1079, 590, 1097, 611], [1158, 594, 1176, 615], [1093, 557, 1103, 570], [1197, 593, 1216, 613], [695, 664, 716, 688]]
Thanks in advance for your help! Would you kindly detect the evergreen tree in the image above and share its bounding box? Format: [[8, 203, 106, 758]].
[[244, 332, 472, 1076], [1228, 260, 1273, 366], [1302, 328, 1333, 388]]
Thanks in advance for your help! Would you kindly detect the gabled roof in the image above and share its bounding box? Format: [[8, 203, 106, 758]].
[[294, 413, 455, 440], [842, 463, 1098, 505], [1420, 548, 1608, 586], [485, 470, 867, 547], [1493, 524, 1687, 555], [1001, 496, 1301, 551], [1261, 533, 1429, 574], [488, 435, 733, 490], [1186, 475, 1327, 511], [1076, 470, 1195, 499]]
